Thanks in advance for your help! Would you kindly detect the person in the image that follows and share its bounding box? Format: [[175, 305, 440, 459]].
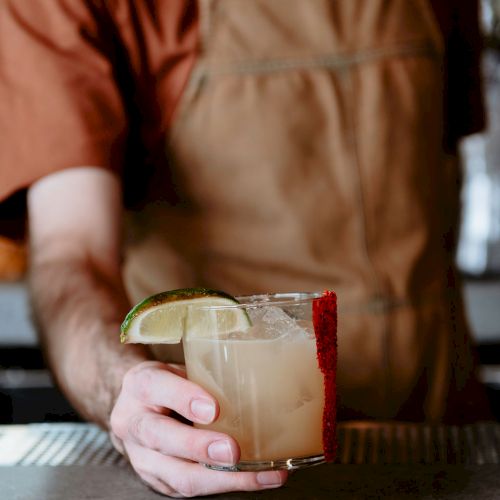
[[0, 0, 488, 496]]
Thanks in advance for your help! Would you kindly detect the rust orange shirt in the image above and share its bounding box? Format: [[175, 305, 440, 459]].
[[0, 0, 198, 201]]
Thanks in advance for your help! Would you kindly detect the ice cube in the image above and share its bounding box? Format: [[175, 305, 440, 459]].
[[295, 319, 316, 339], [247, 306, 313, 340]]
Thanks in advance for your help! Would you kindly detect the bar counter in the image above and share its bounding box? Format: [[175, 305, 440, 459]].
[[1, 422, 500, 499]]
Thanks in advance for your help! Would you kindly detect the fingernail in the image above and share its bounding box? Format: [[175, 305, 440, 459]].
[[257, 471, 283, 487], [207, 440, 234, 464], [190, 399, 216, 423]]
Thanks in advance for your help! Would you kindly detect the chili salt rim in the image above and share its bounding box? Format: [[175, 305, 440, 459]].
[[313, 290, 338, 462]]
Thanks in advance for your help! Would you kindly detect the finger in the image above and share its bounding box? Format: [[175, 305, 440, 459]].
[[109, 432, 126, 456], [139, 472, 177, 497], [123, 362, 218, 424], [127, 443, 288, 498], [126, 412, 240, 467]]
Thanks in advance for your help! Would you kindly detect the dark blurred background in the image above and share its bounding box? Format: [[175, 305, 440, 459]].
[[1, 0, 500, 425]]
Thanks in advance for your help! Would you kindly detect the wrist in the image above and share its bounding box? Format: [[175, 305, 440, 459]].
[[58, 321, 150, 429]]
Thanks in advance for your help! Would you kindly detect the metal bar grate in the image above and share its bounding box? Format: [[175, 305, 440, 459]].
[[336, 422, 500, 465], [0, 424, 127, 467], [1, 422, 500, 466]]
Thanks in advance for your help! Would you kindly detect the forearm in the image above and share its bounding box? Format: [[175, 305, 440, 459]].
[[29, 254, 149, 428]]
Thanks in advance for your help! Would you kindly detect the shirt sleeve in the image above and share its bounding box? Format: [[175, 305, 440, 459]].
[[0, 0, 127, 201]]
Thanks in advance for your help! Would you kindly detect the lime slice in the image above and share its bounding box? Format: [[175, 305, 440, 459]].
[[120, 288, 250, 344]]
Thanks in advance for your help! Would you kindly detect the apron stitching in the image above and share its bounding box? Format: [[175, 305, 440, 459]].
[[202, 41, 439, 75], [170, 40, 438, 138]]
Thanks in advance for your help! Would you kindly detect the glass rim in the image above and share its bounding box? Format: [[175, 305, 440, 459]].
[[194, 291, 323, 310]]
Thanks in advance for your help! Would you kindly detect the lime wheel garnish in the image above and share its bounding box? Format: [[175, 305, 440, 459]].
[[120, 288, 250, 344], [313, 290, 338, 462]]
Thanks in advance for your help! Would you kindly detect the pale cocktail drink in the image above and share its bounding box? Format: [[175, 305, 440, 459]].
[[183, 292, 325, 471]]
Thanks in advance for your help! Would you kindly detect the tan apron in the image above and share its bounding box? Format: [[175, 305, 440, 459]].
[[123, 0, 484, 422]]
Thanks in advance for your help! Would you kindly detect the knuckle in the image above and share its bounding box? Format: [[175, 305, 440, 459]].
[[133, 367, 156, 402], [138, 472, 177, 497], [123, 364, 156, 402], [129, 414, 160, 450], [170, 476, 198, 498], [129, 413, 147, 443], [121, 367, 138, 392], [159, 485, 179, 497], [109, 406, 127, 439]]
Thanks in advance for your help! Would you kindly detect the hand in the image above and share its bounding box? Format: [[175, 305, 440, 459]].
[[110, 361, 287, 497]]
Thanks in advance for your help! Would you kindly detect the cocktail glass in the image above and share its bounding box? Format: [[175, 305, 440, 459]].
[[183, 292, 326, 471]]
